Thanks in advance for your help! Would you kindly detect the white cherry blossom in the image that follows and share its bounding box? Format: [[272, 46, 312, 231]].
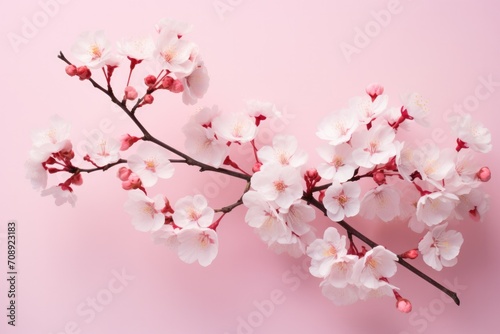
[[71, 31, 113, 69], [41, 184, 77, 207], [87, 137, 120, 166], [257, 134, 308, 168], [352, 246, 398, 289], [183, 123, 228, 168], [416, 192, 458, 227], [117, 36, 156, 61], [127, 142, 174, 187], [316, 109, 359, 145], [124, 189, 166, 232], [349, 94, 388, 124], [316, 143, 356, 183], [351, 123, 396, 168], [212, 112, 258, 144], [172, 194, 214, 228], [245, 100, 281, 119], [451, 113, 492, 153], [155, 18, 193, 36], [30, 115, 71, 159], [307, 227, 347, 278], [176, 227, 218, 267], [155, 31, 198, 75], [418, 223, 463, 271], [323, 182, 361, 222], [250, 164, 303, 209], [360, 185, 400, 222], [401, 92, 430, 126], [180, 60, 209, 105]]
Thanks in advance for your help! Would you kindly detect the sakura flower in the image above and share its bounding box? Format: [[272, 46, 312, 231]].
[[401, 92, 430, 126], [156, 31, 198, 75], [307, 227, 347, 278], [71, 31, 113, 69], [25, 157, 48, 190], [352, 246, 398, 289], [194, 105, 221, 126], [41, 184, 77, 207], [351, 123, 396, 168], [180, 59, 209, 105], [124, 189, 166, 232], [324, 255, 358, 288], [416, 192, 458, 227], [242, 191, 289, 244], [127, 142, 174, 187], [155, 18, 193, 37], [250, 164, 303, 209], [87, 137, 120, 166], [316, 109, 359, 145], [398, 185, 425, 233], [212, 112, 258, 144], [323, 182, 361, 222], [182, 123, 229, 168], [357, 280, 398, 300], [316, 143, 356, 183], [176, 227, 218, 267], [415, 145, 455, 189], [360, 185, 400, 222], [349, 94, 388, 125], [451, 113, 492, 153], [152, 224, 179, 250], [117, 36, 156, 61], [270, 230, 316, 258], [418, 223, 464, 271], [281, 201, 315, 236], [454, 188, 489, 222], [257, 134, 308, 168], [30, 115, 71, 159], [172, 194, 214, 228], [245, 100, 281, 119], [320, 281, 359, 306]]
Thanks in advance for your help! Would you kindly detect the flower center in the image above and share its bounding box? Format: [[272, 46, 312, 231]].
[[198, 232, 214, 247], [89, 44, 102, 60], [274, 180, 287, 193], [145, 159, 157, 172], [336, 194, 348, 207]]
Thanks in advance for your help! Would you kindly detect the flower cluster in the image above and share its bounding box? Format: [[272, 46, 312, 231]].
[[26, 20, 493, 312]]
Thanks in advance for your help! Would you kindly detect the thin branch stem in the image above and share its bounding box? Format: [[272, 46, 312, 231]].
[[58, 52, 251, 182]]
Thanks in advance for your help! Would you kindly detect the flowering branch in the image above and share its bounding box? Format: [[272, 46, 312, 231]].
[[27, 21, 492, 314]]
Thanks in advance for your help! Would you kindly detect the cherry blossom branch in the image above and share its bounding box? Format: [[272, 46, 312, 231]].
[[71, 158, 128, 173], [57, 52, 251, 182], [302, 192, 460, 306]]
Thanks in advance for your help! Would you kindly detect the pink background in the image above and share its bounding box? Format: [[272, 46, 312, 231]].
[[1, 0, 499, 333]]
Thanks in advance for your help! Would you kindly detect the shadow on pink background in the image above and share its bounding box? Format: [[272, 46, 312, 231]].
[[1, 0, 499, 333]]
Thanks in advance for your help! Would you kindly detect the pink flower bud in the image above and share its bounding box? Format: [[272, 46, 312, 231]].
[[396, 298, 412, 313], [477, 167, 491, 182], [252, 162, 262, 173], [120, 134, 140, 151], [161, 76, 174, 89], [306, 168, 319, 180], [124, 86, 138, 100], [70, 173, 83, 186], [76, 66, 91, 80], [117, 167, 132, 181], [365, 83, 384, 100], [400, 249, 418, 259], [143, 94, 154, 104], [373, 171, 386, 185], [144, 75, 157, 88], [65, 65, 77, 76], [169, 79, 184, 93]]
